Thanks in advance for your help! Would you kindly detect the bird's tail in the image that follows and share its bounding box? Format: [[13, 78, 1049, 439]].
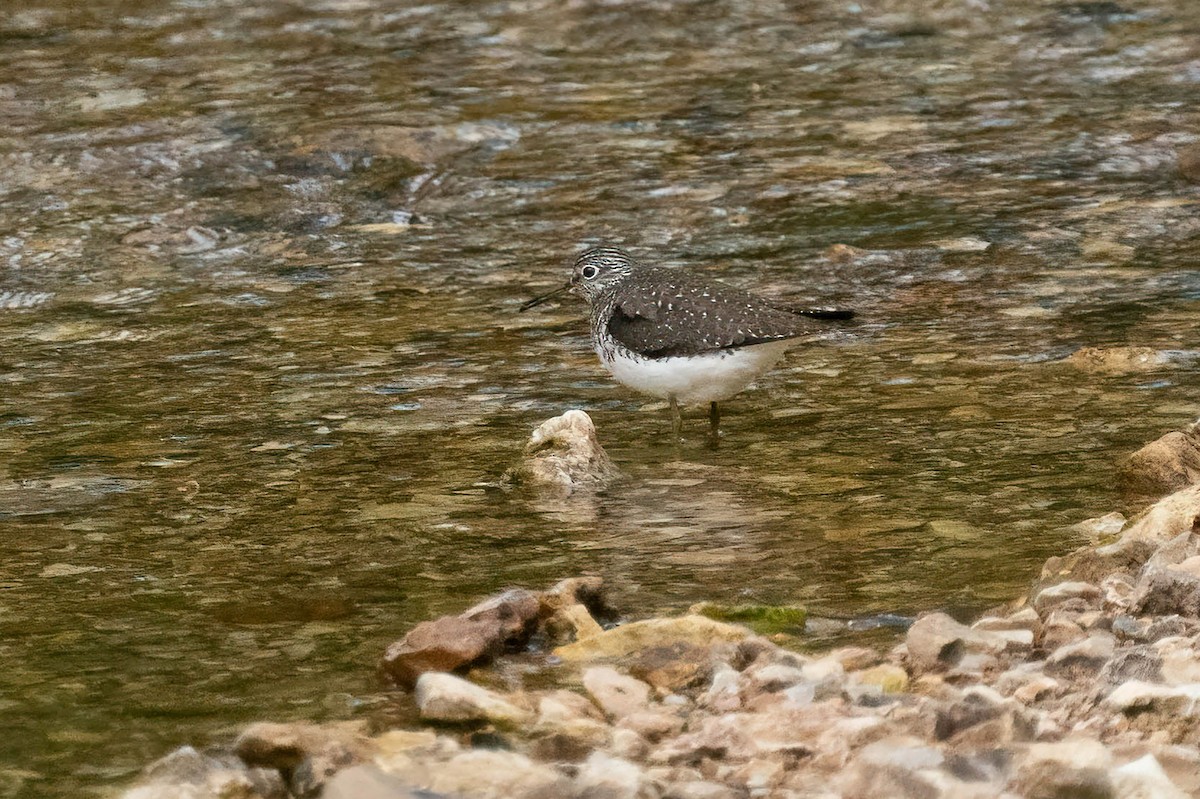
[[795, 307, 855, 321]]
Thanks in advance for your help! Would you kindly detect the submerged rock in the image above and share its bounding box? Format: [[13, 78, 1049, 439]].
[[1061, 346, 1167, 374], [505, 410, 616, 494]]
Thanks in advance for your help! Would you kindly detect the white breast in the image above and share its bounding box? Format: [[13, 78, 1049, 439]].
[[597, 339, 793, 405]]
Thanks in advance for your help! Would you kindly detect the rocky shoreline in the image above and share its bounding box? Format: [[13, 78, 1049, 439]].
[[126, 421, 1200, 799]]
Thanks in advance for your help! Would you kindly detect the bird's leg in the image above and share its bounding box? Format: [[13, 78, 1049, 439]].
[[709, 401, 720, 441], [670, 395, 682, 440]]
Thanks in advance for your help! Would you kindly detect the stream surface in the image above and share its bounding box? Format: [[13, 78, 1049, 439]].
[[1, 0, 1199, 795]]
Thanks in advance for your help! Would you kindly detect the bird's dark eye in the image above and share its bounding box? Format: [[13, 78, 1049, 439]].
[[581, 265, 599, 280]]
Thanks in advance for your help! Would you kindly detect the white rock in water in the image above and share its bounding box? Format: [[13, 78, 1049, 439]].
[[507, 410, 616, 493]]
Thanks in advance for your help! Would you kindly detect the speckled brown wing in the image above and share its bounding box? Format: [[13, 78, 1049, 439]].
[[606, 268, 813, 358]]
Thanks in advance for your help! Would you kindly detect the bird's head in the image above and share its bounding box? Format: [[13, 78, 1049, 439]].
[[570, 247, 636, 301]]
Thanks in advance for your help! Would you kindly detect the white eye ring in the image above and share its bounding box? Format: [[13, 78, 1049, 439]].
[[581, 265, 599, 280]]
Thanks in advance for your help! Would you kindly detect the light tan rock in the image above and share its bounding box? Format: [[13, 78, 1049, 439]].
[[573, 752, 645, 799], [905, 612, 1007, 672], [617, 710, 684, 742], [378, 748, 571, 799], [1104, 680, 1200, 715], [1110, 754, 1191, 799], [1045, 632, 1115, 678], [1012, 739, 1114, 799], [699, 664, 742, 713], [829, 646, 882, 671], [1122, 484, 1200, 546], [581, 666, 652, 720], [322, 765, 429, 799], [1032, 581, 1101, 614], [1155, 636, 1200, 684], [414, 672, 531, 725], [553, 615, 750, 662]]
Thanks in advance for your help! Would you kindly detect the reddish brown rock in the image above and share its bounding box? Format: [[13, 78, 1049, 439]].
[[381, 589, 541, 687]]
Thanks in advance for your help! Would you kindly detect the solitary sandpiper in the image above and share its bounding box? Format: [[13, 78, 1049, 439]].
[[520, 246, 854, 438]]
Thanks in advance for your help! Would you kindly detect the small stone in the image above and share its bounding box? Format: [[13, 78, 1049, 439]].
[[663, 780, 740, 799], [1100, 574, 1137, 612], [537, 690, 606, 726], [744, 662, 807, 693], [852, 664, 909, 694], [617, 710, 685, 742], [1033, 581, 1101, 614], [1134, 568, 1200, 618], [1013, 675, 1059, 704], [1040, 614, 1086, 650], [396, 748, 572, 799], [1104, 680, 1200, 715], [1013, 739, 1114, 799], [1045, 632, 1115, 678], [699, 664, 742, 713], [629, 641, 714, 691], [1110, 754, 1190, 799], [582, 667, 652, 720], [1097, 646, 1163, 690], [904, 612, 1007, 672], [414, 673, 531, 726], [829, 646, 882, 671], [610, 728, 650, 761], [234, 721, 369, 796], [1156, 636, 1200, 684], [1072, 511, 1128, 539], [573, 752, 644, 799], [321, 765, 431, 799]]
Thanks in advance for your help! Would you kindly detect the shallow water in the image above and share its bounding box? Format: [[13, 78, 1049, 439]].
[[1, 0, 1199, 795]]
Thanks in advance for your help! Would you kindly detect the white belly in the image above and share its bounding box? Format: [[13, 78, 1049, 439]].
[[598, 340, 793, 405]]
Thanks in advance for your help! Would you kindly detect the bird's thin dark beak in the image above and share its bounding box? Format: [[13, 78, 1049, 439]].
[[518, 281, 573, 312]]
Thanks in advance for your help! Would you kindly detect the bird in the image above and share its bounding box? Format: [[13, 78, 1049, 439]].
[[520, 246, 854, 439]]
